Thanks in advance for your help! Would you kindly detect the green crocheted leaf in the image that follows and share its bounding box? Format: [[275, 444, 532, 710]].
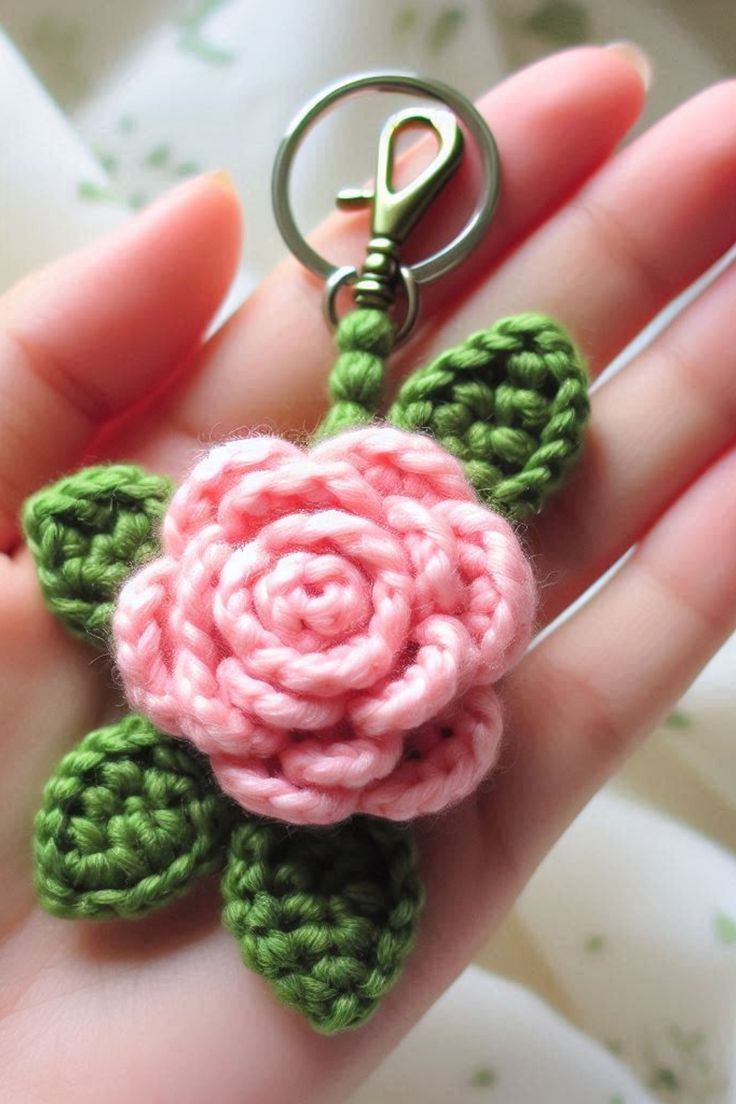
[[34, 715, 233, 920], [221, 817, 424, 1033], [387, 313, 589, 519], [22, 464, 172, 647]]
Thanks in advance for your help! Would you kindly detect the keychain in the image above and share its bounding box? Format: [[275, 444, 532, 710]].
[[23, 74, 589, 1033]]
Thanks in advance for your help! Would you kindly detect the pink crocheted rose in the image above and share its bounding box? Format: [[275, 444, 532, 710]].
[[113, 427, 536, 825]]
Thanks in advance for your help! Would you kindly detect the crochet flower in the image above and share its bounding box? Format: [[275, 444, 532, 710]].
[[113, 426, 536, 824]]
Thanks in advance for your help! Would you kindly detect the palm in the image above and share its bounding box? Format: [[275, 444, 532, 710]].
[[3, 48, 736, 1103]]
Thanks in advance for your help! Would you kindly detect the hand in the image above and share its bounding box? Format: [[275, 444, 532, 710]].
[[2, 46, 736, 1104]]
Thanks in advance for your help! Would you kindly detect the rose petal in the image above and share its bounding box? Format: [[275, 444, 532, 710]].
[[114, 555, 183, 736], [358, 685, 503, 820], [280, 727, 404, 790], [349, 615, 478, 737], [434, 499, 537, 679], [313, 425, 475, 506], [217, 657, 346, 730], [383, 494, 464, 617], [164, 436, 302, 556], [212, 754, 359, 825], [217, 455, 386, 541]]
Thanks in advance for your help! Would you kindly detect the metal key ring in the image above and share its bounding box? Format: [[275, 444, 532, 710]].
[[271, 71, 501, 287]]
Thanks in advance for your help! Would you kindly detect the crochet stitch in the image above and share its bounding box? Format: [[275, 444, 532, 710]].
[[315, 308, 395, 438], [388, 313, 588, 519], [23, 464, 172, 644], [34, 714, 231, 918], [221, 816, 424, 1032], [113, 425, 536, 825]]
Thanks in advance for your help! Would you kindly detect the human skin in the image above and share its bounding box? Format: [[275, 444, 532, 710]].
[[2, 44, 736, 1104]]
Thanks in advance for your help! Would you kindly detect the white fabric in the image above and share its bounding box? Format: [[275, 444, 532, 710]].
[[0, 2, 732, 1100]]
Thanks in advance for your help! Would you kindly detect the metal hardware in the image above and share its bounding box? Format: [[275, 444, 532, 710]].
[[272, 72, 501, 339], [335, 106, 462, 310], [323, 262, 419, 345]]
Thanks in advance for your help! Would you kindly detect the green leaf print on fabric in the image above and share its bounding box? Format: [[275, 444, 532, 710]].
[[93, 148, 118, 177], [144, 143, 172, 169], [82, 120, 202, 212], [77, 180, 121, 204], [523, 1, 590, 46], [642, 1023, 724, 1100], [395, 7, 419, 34], [665, 710, 692, 730], [469, 1067, 497, 1088], [117, 115, 138, 135], [584, 933, 607, 953], [175, 160, 201, 178], [393, 4, 468, 55], [176, 0, 236, 65], [714, 912, 736, 945], [650, 1066, 681, 1092], [429, 7, 467, 54]]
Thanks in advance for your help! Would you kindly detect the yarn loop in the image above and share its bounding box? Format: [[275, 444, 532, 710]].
[[23, 464, 172, 645], [221, 816, 424, 1032], [388, 313, 588, 518], [34, 714, 232, 919]]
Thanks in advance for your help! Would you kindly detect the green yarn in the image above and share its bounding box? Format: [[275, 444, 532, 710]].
[[34, 714, 233, 919], [388, 313, 589, 519], [221, 816, 424, 1032], [23, 464, 172, 647], [314, 308, 395, 439]]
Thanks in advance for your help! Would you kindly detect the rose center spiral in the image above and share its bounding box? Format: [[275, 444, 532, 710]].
[[250, 550, 371, 651]]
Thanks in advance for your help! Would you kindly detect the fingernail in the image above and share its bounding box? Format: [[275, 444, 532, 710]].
[[605, 41, 652, 91], [207, 169, 238, 195]]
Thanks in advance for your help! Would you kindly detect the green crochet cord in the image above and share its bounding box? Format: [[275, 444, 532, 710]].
[[23, 464, 172, 646], [221, 816, 424, 1032], [388, 313, 589, 519], [34, 715, 233, 919], [314, 308, 395, 438]]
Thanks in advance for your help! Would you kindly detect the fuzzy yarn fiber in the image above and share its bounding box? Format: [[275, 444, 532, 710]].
[[113, 425, 536, 825], [388, 313, 588, 519], [34, 714, 230, 918], [23, 464, 172, 644], [221, 816, 424, 1032]]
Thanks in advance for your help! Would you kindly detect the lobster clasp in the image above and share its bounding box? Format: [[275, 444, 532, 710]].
[[336, 106, 464, 245], [335, 106, 464, 317], [271, 72, 500, 344]]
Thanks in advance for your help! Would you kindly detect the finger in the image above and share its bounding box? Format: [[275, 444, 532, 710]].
[[0, 173, 242, 549], [532, 255, 736, 623], [433, 77, 736, 382], [127, 45, 645, 469], [492, 445, 736, 881]]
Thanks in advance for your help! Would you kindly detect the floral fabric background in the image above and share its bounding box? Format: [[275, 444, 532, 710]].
[[0, 1, 733, 1101]]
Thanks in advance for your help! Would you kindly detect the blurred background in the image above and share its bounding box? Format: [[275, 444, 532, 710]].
[[0, 2, 733, 1101]]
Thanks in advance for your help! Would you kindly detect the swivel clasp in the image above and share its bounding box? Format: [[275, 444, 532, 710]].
[[336, 107, 464, 311]]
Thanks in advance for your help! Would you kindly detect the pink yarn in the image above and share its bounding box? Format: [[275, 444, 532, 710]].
[[113, 427, 536, 825]]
